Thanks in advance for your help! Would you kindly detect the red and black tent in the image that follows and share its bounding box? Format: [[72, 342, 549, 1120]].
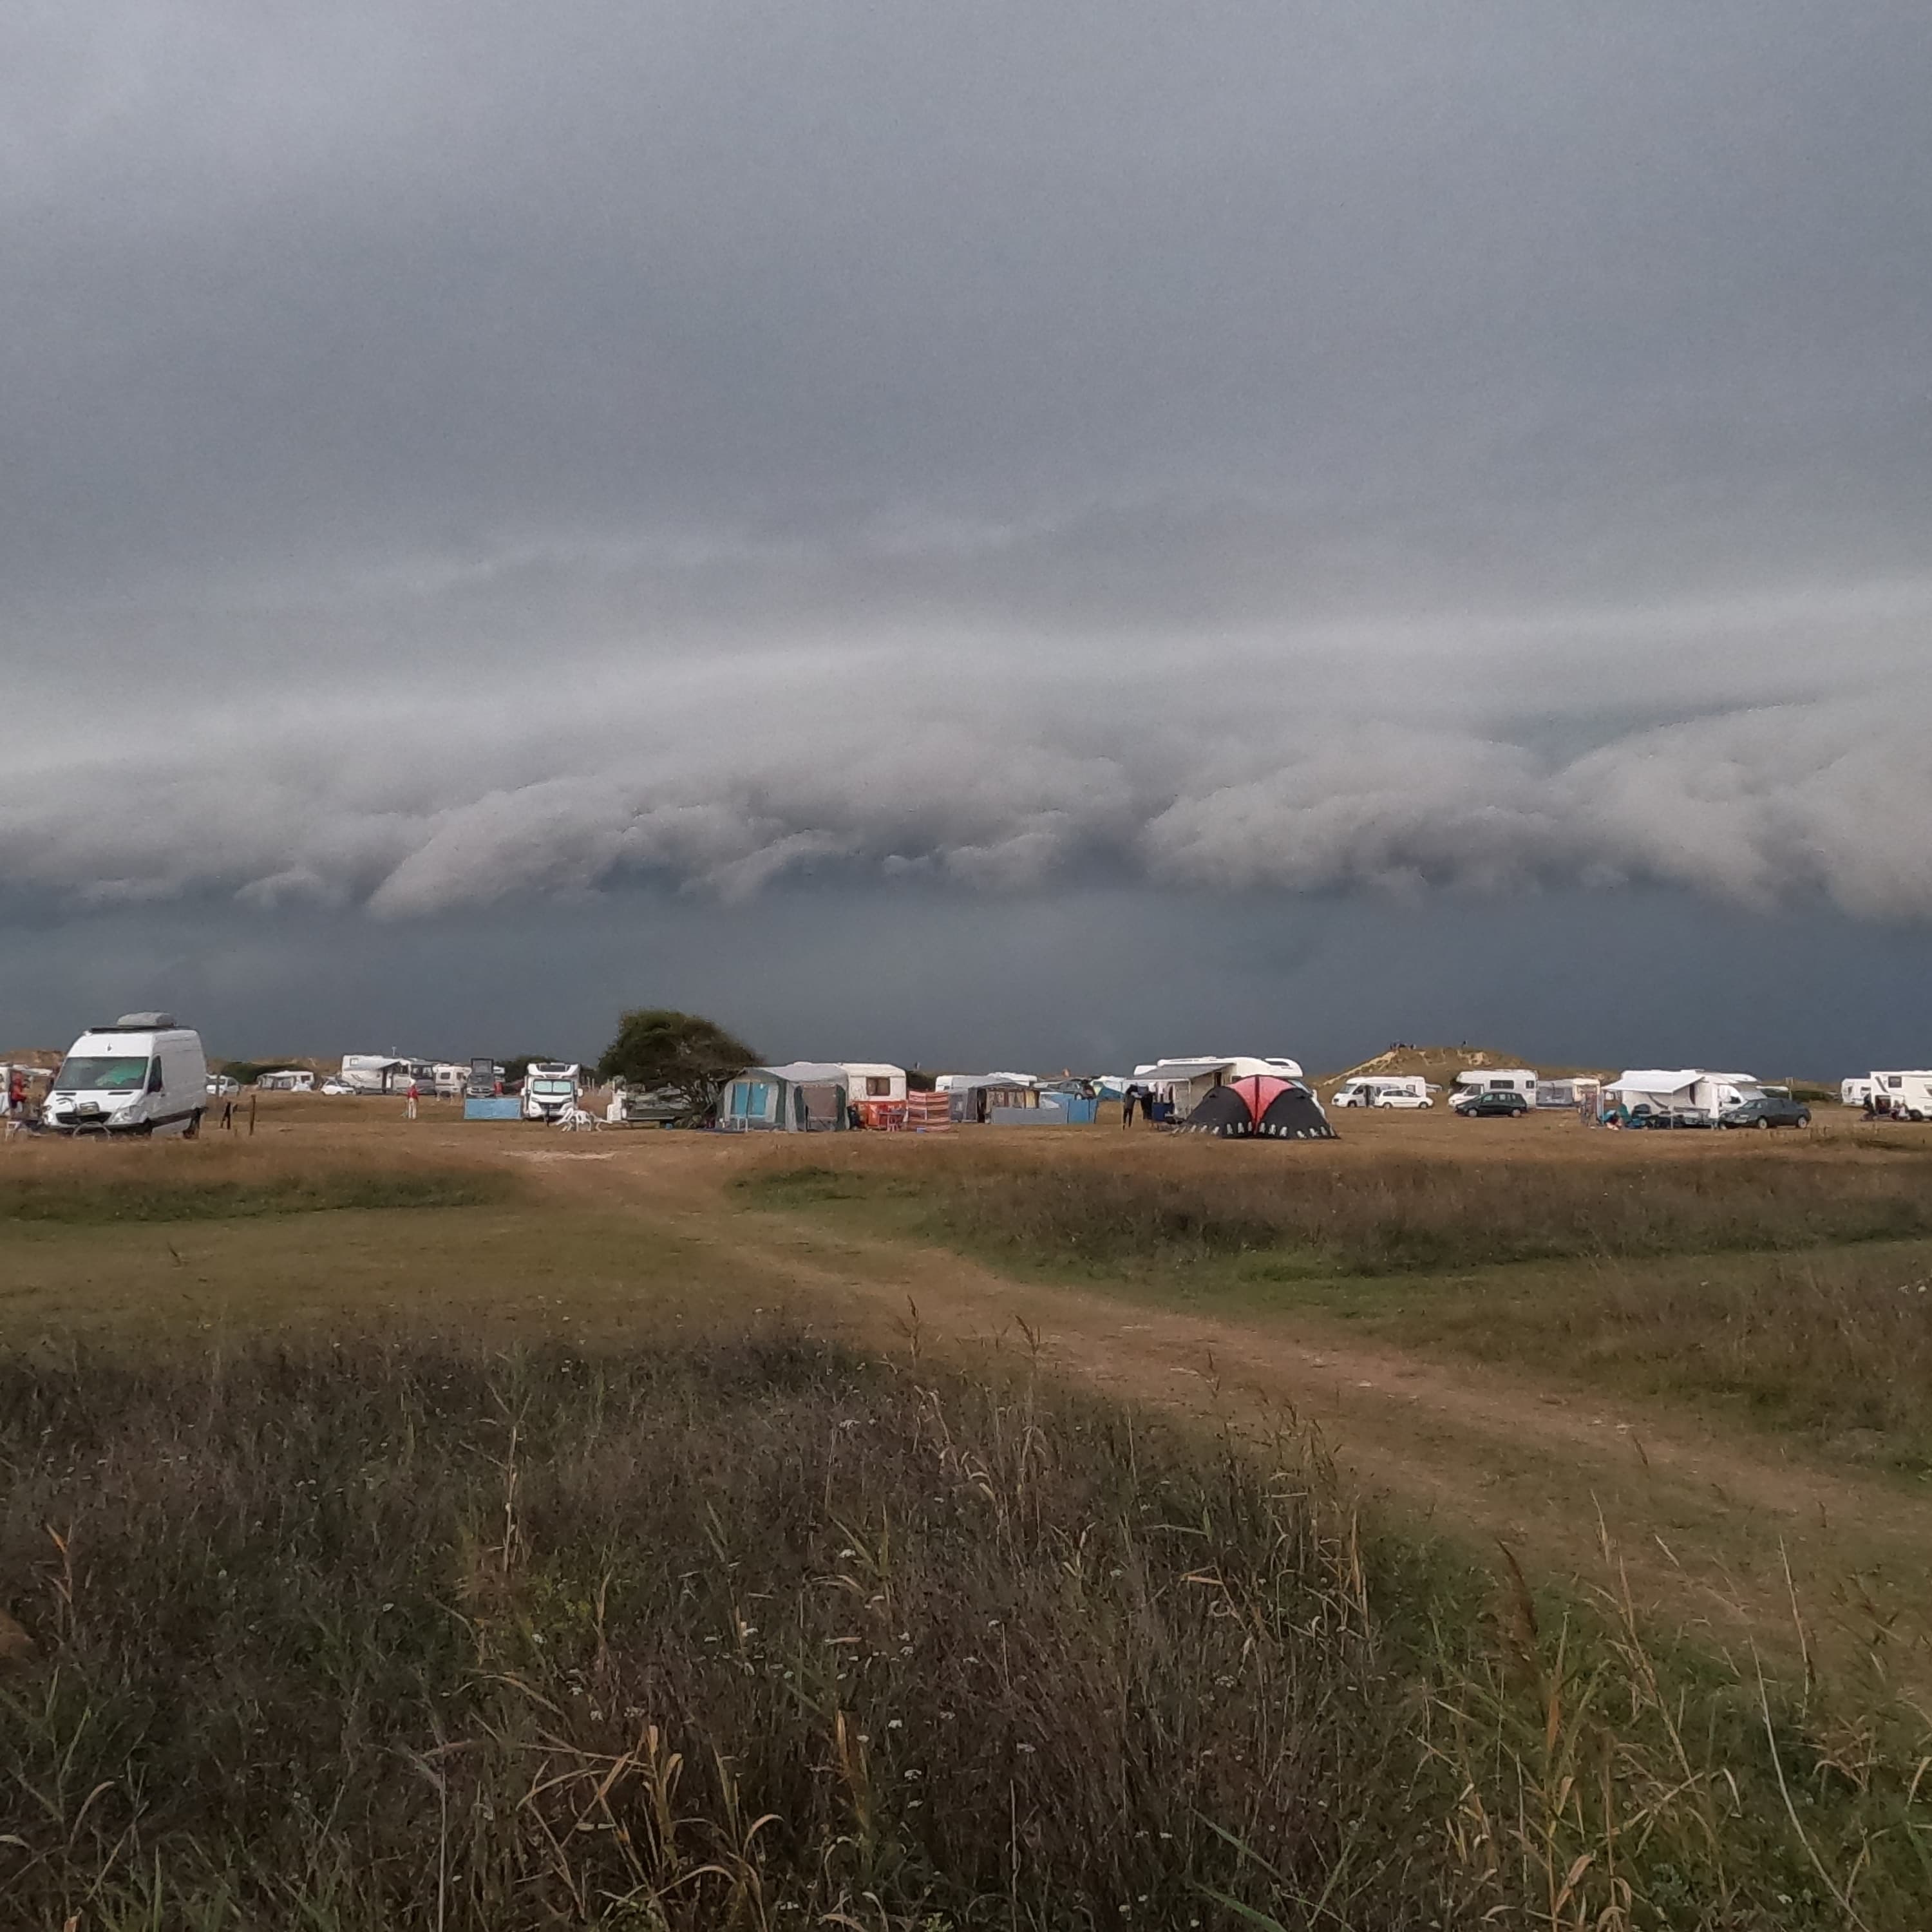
[[1176, 1074, 1335, 1141]]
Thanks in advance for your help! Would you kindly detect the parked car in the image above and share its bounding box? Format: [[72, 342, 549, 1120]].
[[319, 1078, 357, 1095], [1626, 1104, 1712, 1129], [1718, 1095, 1812, 1130], [1457, 1091, 1529, 1118], [205, 1074, 240, 1097]]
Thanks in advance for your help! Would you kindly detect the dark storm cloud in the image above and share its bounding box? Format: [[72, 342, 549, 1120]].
[[5, 1, 1931, 936]]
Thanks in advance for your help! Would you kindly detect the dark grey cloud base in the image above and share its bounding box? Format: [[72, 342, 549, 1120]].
[[4, 3, 1929, 1059]]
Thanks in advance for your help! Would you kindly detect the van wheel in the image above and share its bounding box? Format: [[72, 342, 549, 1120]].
[[184, 1110, 203, 1140]]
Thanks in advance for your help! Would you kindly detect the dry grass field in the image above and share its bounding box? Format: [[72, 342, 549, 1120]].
[[5, 1097, 1932, 1926]]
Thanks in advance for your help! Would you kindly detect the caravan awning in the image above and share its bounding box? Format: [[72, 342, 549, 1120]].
[[1602, 1070, 1700, 1097], [1132, 1058, 1235, 1083]]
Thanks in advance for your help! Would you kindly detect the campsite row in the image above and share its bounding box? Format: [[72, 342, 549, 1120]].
[[11, 1021, 1932, 1139]]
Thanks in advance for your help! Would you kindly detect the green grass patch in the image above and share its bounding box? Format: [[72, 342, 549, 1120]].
[[745, 1162, 1932, 1472], [1, 1336, 1927, 1927], [0, 1164, 515, 1225]]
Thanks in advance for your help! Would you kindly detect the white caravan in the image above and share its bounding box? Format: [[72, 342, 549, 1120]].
[[43, 1014, 208, 1137], [1330, 1075, 1432, 1109], [1602, 1070, 1764, 1121], [522, 1062, 583, 1122], [1537, 1077, 1602, 1110], [1870, 1071, 1932, 1122], [1841, 1077, 1875, 1108], [255, 1068, 314, 1092], [1451, 1069, 1538, 1110], [339, 1054, 410, 1094], [840, 1063, 908, 1103]]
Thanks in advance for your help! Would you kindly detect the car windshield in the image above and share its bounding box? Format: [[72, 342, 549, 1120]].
[[531, 1079, 574, 1094], [55, 1055, 149, 1092]]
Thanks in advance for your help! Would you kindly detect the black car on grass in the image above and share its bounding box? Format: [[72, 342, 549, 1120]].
[[1718, 1094, 1812, 1130]]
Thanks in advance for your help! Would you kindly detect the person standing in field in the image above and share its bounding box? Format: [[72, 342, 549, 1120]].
[[406, 1079, 419, 1121], [1121, 1084, 1138, 1127]]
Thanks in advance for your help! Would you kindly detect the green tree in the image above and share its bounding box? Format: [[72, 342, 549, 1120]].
[[595, 1010, 754, 1116]]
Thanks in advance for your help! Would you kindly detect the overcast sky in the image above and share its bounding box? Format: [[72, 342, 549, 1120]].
[[5, 3, 1929, 1069]]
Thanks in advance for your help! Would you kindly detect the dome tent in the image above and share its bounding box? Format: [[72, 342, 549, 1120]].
[[1176, 1074, 1335, 1141]]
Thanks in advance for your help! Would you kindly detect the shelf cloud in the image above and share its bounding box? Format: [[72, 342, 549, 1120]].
[[5, 0, 1931, 980]]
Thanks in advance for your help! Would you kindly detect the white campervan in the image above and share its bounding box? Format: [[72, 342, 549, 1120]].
[[1841, 1077, 1875, 1108], [43, 1014, 208, 1137], [1870, 1071, 1932, 1122], [1329, 1075, 1432, 1109], [521, 1062, 582, 1122]]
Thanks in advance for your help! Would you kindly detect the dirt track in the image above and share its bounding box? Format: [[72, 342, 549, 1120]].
[[498, 1120, 1932, 1680]]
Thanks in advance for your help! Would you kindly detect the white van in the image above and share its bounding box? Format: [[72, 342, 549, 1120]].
[[1330, 1075, 1432, 1109], [1841, 1077, 1875, 1108], [43, 1014, 209, 1137]]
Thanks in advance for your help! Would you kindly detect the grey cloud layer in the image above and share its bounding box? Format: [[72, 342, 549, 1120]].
[[4, 3, 1929, 933], [7, 617, 1928, 918]]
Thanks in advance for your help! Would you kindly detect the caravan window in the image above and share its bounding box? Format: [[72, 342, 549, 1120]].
[[866, 1076, 892, 1097], [53, 1056, 148, 1092]]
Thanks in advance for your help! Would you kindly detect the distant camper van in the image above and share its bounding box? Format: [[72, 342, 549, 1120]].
[[1329, 1075, 1432, 1109], [43, 1014, 208, 1137], [255, 1069, 314, 1092]]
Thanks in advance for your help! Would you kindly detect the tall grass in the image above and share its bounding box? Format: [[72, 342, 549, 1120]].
[[2, 1337, 1928, 1927], [1381, 1248, 1932, 1468], [752, 1144, 1932, 1275], [0, 1136, 515, 1222]]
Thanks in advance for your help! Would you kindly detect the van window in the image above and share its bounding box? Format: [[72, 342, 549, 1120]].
[[53, 1056, 149, 1092], [146, 1058, 165, 1093]]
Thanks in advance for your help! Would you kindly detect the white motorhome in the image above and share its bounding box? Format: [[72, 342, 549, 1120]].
[[1869, 1071, 1932, 1122], [1841, 1077, 1875, 1108], [43, 1014, 208, 1137], [1330, 1075, 1432, 1109], [256, 1068, 314, 1092], [521, 1062, 582, 1122], [339, 1054, 410, 1094], [1451, 1068, 1538, 1110]]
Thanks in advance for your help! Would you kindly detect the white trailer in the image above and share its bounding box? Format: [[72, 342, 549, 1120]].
[[1329, 1074, 1432, 1109], [339, 1054, 410, 1094], [1602, 1070, 1763, 1124], [1841, 1077, 1875, 1108], [1870, 1071, 1932, 1122], [43, 1014, 208, 1137], [839, 1063, 908, 1103], [256, 1068, 314, 1092]]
